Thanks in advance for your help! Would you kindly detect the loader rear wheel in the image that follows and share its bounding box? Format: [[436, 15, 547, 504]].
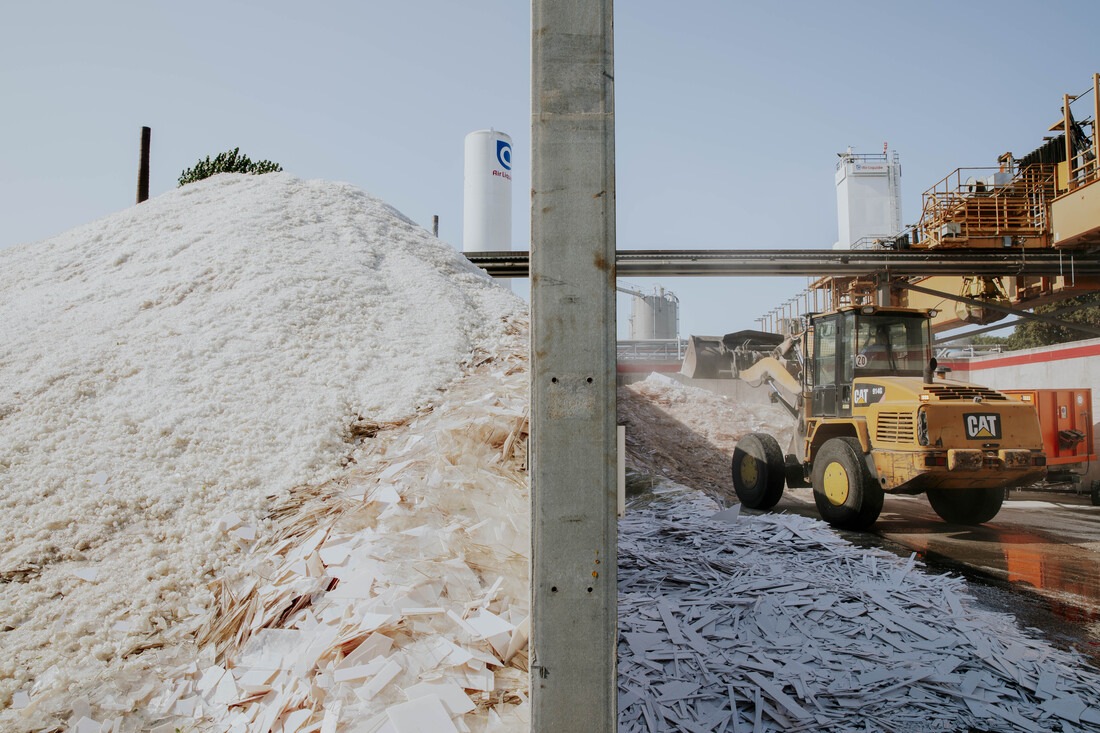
[[732, 433, 785, 510], [812, 437, 883, 531], [926, 487, 1004, 525]]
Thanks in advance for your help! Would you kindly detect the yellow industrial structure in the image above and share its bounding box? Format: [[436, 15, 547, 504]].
[[768, 74, 1100, 335]]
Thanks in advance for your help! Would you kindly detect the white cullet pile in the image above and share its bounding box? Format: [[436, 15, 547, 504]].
[[149, 325, 531, 732], [0, 173, 524, 730]]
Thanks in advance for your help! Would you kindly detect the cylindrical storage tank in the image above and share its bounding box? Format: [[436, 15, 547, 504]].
[[463, 130, 513, 252], [630, 295, 655, 340], [650, 293, 678, 340], [629, 290, 679, 340]]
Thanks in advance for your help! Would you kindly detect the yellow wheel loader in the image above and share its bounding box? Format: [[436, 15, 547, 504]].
[[686, 306, 1047, 530]]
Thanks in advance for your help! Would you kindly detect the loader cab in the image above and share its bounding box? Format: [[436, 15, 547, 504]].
[[808, 307, 932, 417]]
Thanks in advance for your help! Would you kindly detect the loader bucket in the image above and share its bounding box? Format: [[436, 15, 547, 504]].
[[720, 330, 785, 355], [721, 330, 785, 374], [681, 335, 730, 379]]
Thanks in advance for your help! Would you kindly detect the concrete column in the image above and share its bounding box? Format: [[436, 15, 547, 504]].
[[530, 0, 617, 730]]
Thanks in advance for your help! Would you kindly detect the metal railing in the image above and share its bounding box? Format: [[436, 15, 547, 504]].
[[915, 164, 1056, 248], [1059, 73, 1100, 192], [616, 339, 686, 362]]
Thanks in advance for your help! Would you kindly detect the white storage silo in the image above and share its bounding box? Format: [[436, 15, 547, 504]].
[[629, 288, 679, 340], [463, 129, 513, 252], [834, 147, 903, 249]]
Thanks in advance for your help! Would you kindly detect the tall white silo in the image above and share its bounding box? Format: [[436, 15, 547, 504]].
[[834, 147, 902, 249], [463, 130, 513, 252], [629, 288, 679, 340]]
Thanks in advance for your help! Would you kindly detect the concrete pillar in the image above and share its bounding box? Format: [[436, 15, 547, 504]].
[[530, 0, 617, 730]]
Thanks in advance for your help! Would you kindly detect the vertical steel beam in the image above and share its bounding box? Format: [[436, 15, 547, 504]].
[[1064, 94, 1074, 190], [530, 0, 617, 730], [1093, 73, 1099, 179]]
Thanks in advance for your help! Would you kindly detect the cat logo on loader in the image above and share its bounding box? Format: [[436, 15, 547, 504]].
[[965, 413, 1002, 440]]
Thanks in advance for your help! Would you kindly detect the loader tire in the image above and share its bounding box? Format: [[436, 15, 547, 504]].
[[812, 437, 883, 531], [732, 433, 785, 510], [926, 487, 1004, 525]]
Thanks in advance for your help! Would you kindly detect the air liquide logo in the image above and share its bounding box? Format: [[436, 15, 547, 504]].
[[496, 139, 512, 171], [491, 139, 513, 181], [964, 413, 1002, 440]]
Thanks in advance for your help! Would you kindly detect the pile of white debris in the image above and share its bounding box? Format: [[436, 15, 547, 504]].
[[0, 174, 527, 731]]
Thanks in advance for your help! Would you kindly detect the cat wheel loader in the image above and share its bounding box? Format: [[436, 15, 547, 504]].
[[683, 305, 1047, 530]]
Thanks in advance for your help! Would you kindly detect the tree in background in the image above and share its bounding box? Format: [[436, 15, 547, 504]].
[[1005, 292, 1100, 350], [967, 333, 1009, 346], [178, 148, 282, 187]]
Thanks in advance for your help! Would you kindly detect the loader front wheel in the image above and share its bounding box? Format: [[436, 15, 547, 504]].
[[812, 437, 883, 531], [926, 487, 1004, 525], [732, 433, 785, 510]]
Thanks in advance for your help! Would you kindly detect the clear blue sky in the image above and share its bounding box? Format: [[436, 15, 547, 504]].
[[2, 1, 1098, 338]]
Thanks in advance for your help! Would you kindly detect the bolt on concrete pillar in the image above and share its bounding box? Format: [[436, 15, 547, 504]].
[[530, 0, 617, 730]]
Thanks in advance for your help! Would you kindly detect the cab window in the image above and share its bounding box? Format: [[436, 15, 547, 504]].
[[853, 315, 928, 376], [813, 319, 837, 385]]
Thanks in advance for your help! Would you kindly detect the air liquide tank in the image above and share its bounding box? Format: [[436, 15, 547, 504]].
[[834, 147, 903, 249], [629, 288, 679, 340], [463, 129, 512, 252]]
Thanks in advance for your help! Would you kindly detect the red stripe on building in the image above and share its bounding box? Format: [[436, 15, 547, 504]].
[[965, 342, 1100, 371]]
